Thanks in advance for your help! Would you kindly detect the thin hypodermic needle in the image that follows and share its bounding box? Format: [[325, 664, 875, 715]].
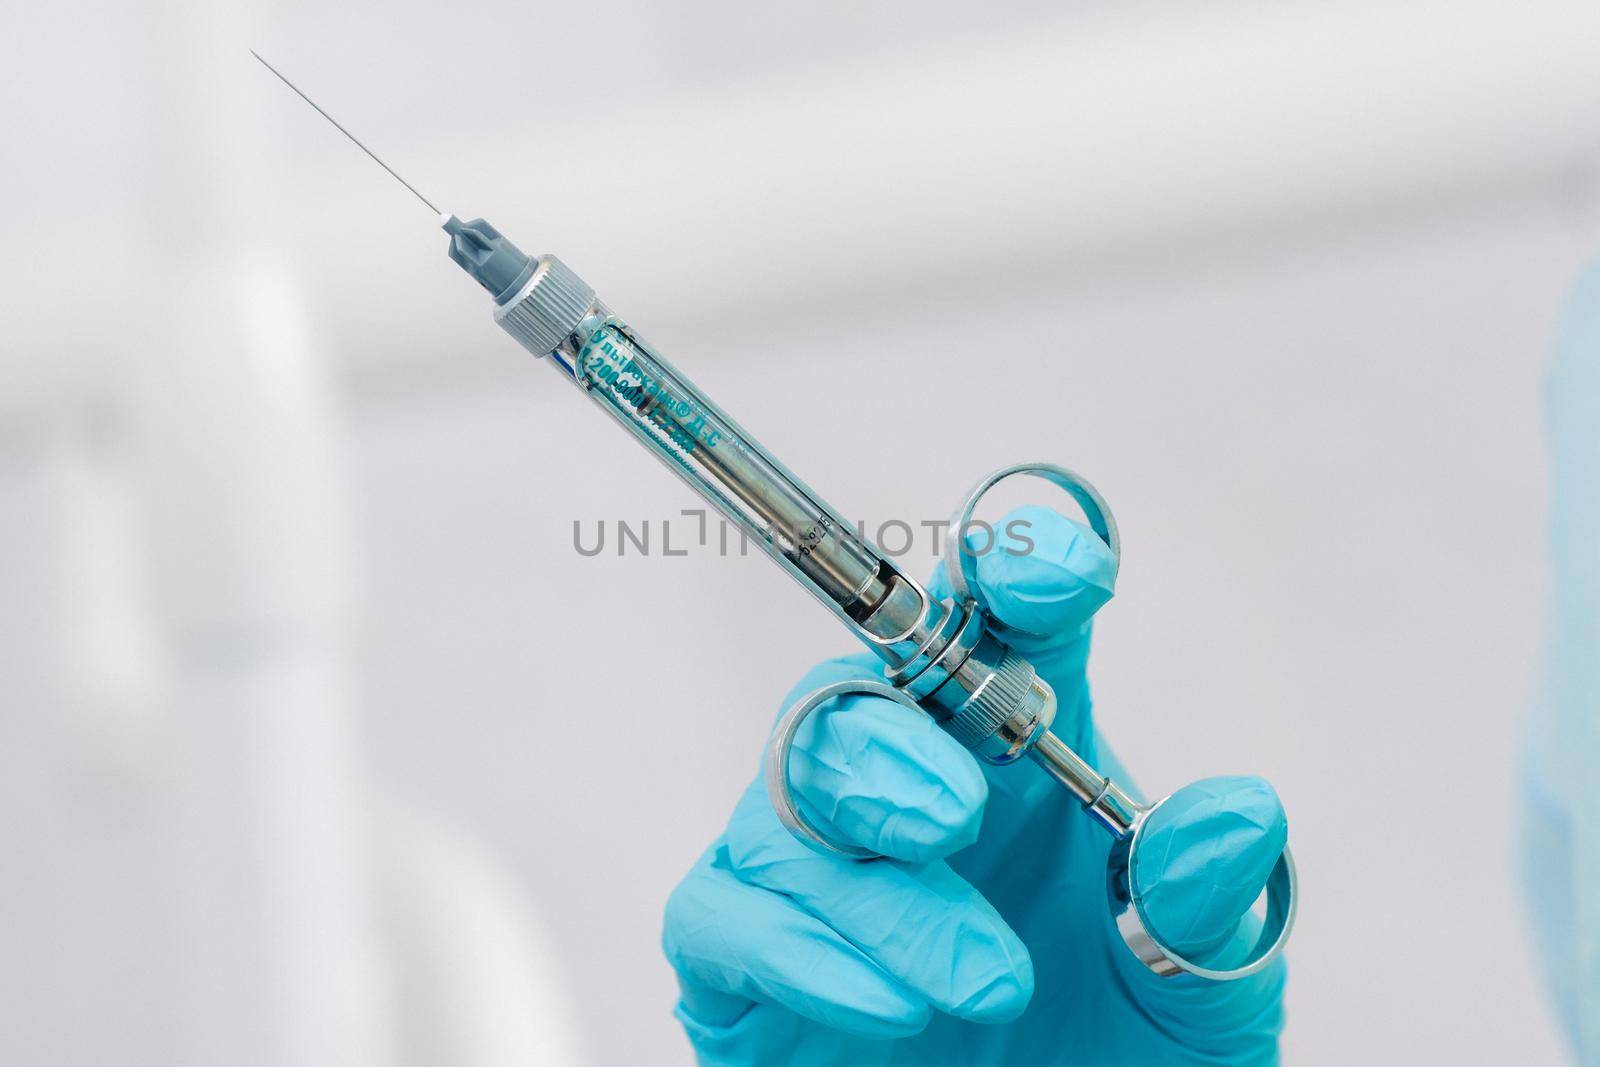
[[250, 49, 442, 216]]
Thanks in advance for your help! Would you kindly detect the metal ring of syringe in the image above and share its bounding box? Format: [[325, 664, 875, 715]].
[[1110, 800, 1298, 980], [764, 679, 929, 860], [943, 462, 1122, 639]]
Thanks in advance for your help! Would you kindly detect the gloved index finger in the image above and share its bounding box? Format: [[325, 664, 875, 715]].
[[926, 505, 1116, 747], [931, 504, 1117, 641], [725, 781, 1035, 1026], [781, 654, 989, 864]]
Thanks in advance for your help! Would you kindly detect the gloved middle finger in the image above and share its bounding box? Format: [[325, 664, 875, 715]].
[[725, 780, 1035, 1024], [782, 653, 989, 864]]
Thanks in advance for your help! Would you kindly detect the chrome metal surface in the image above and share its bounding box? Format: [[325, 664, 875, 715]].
[[1029, 727, 1117, 812], [884, 597, 972, 697], [920, 632, 1054, 764]]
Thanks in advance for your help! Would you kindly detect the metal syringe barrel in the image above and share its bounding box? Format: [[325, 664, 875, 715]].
[[470, 240, 1053, 764], [483, 244, 923, 645]]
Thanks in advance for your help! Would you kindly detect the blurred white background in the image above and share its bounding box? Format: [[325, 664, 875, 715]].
[[4, 1, 1600, 1063]]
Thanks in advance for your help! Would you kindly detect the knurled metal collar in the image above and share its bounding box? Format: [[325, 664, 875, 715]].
[[493, 255, 597, 357], [942, 645, 1035, 750]]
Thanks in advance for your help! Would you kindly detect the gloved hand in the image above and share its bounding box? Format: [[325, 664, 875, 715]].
[[663, 505, 1289, 1066]]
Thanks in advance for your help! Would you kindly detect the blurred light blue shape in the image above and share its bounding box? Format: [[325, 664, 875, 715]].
[[1525, 261, 1600, 1063]]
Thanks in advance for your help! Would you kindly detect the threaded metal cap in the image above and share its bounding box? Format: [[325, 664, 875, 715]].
[[943, 647, 1036, 749], [493, 255, 596, 357]]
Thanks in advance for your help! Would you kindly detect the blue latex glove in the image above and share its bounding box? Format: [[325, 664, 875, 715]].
[[1522, 262, 1600, 1060], [663, 505, 1289, 1066]]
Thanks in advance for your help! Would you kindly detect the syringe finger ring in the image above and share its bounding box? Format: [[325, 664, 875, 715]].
[[762, 679, 928, 860]]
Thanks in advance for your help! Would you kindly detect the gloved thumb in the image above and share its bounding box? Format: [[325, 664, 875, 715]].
[[1132, 775, 1287, 964]]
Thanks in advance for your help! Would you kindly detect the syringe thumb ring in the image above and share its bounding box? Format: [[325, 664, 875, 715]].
[[1107, 800, 1299, 981]]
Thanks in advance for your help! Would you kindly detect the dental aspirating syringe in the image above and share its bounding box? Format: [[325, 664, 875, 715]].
[[253, 51, 1295, 980]]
